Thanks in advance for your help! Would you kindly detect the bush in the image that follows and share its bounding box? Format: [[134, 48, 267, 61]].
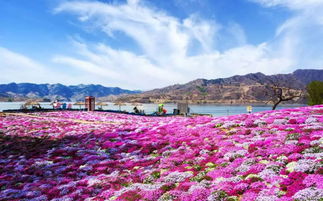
[[307, 81, 323, 105]]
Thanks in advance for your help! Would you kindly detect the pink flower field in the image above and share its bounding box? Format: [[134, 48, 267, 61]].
[[0, 106, 322, 201]]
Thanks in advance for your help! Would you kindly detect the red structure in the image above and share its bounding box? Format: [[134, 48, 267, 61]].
[[85, 96, 95, 111]]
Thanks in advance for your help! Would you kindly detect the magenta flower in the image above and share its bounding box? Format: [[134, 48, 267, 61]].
[[0, 105, 322, 200]]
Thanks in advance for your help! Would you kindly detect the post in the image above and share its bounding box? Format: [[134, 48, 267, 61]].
[[246, 105, 252, 113]]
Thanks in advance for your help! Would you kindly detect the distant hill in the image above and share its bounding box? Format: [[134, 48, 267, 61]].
[[116, 69, 323, 104], [0, 83, 140, 101]]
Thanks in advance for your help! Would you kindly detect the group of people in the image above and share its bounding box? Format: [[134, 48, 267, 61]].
[[52, 101, 72, 110], [157, 104, 167, 115], [133, 106, 145, 114]]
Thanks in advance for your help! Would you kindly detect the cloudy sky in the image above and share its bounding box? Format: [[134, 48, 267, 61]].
[[0, 0, 322, 90]]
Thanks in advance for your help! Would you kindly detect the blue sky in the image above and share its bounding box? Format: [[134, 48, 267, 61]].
[[0, 0, 322, 90]]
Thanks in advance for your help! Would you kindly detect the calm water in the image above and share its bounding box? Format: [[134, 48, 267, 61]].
[[0, 102, 305, 117]]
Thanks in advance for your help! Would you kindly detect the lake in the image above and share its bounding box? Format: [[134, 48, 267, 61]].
[[0, 102, 306, 117]]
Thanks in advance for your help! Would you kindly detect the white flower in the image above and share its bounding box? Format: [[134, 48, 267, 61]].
[[79, 164, 93, 171], [221, 122, 238, 129], [273, 119, 287, 125], [254, 119, 267, 126], [163, 171, 193, 183], [199, 149, 210, 155], [87, 177, 102, 186], [259, 169, 277, 180], [292, 187, 323, 201], [309, 138, 322, 146], [223, 150, 247, 160], [256, 195, 278, 201], [285, 140, 298, 145], [294, 159, 321, 173], [305, 117, 318, 124], [303, 124, 323, 131]]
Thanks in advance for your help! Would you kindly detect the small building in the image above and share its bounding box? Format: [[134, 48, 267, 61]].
[[85, 96, 95, 111], [176, 102, 190, 116]]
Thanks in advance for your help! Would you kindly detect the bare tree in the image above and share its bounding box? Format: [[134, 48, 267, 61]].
[[266, 85, 303, 110]]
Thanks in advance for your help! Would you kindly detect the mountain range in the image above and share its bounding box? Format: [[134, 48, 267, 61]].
[[0, 83, 140, 101], [0, 69, 322, 103], [116, 69, 323, 104]]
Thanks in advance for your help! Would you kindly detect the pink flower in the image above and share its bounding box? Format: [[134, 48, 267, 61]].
[[190, 188, 210, 201], [249, 182, 266, 193], [241, 192, 258, 201], [233, 182, 249, 194], [303, 174, 323, 188], [288, 153, 303, 161], [140, 189, 163, 200]]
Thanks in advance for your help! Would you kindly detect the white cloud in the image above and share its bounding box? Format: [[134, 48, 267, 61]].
[[0, 46, 122, 87], [251, 0, 323, 70], [4, 0, 320, 90], [55, 0, 189, 62], [0, 47, 54, 83], [250, 0, 323, 10], [227, 23, 247, 46], [52, 40, 186, 89], [183, 15, 220, 52], [52, 0, 304, 90]]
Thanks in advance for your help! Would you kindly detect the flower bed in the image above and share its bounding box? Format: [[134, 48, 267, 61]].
[[0, 105, 322, 201]]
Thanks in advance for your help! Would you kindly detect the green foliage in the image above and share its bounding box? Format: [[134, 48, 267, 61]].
[[192, 164, 202, 171], [220, 162, 229, 167], [196, 86, 208, 97], [227, 196, 239, 201], [215, 123, 223, 128], [210, 190, 228, 200], [307, 81, 323, 105], [160, 183, 176, 192], [151, 171, 161, 179], [196, 86, 207, 93], [109, 138, 118, 142], [190, 171, 206, 182], [285, 133, 300, 141], [120, 182, 131, 187]]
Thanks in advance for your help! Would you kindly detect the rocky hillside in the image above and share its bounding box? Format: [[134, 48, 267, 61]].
[[0, 83, 140, 101], [116, 69, 323, 104]]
